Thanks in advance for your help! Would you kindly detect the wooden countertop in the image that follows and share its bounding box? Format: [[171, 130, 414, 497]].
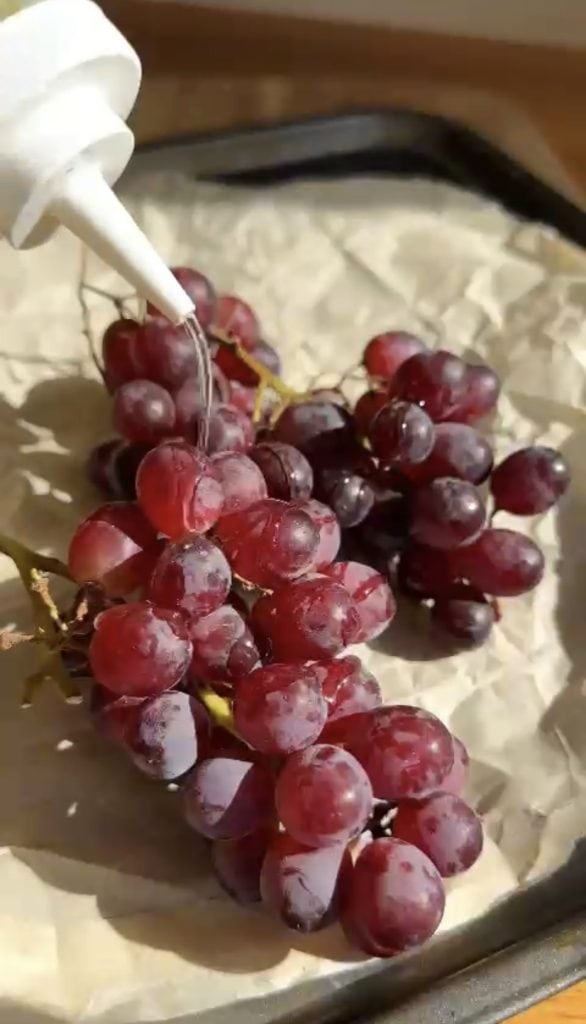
[[508, 984, 585, 1024], [102, 5, 585, 1021], [103, 1, 586, 203]]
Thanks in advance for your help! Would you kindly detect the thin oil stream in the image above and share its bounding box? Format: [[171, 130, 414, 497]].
[[184, 312, 213, 451]]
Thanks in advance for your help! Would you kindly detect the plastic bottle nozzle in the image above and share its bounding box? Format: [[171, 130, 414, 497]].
[[0, 1, 194, 325], [51, 161, 194, 325]]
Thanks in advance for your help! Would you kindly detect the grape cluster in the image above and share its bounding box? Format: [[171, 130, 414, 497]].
[[74, 265, 570, 958], [90, 284, 569, 650], [354, 332, 569, 645]]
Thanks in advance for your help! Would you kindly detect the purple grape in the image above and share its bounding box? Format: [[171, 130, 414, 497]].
[[273, 401, 353, 456], [432, 583, 495, 647], [393, 350, 467, 421], [410, 477, 485, 550], [454, 528, 544, 596], [406, 423, 493, 485], [275, 744, 373, 848], [322, 705, 454, 802], [392, 792, 483, 877], [127, 691, 202, 780], [113, 379, 176, 444], [447, 364, 500, 423], [368, 401, 435, 466], [182, 755, 274, 839], [250, 441, 313, 500], [490, 446, 570, 515], [261, 832, 351, 932], [339, 837, 445, 956], [314, 467, 375, 528]]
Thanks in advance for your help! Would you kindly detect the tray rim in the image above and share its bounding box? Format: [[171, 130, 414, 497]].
[[127, 107, 586, 246]]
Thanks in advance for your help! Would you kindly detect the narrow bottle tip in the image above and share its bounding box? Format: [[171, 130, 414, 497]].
[[50, 161, 194, 324]]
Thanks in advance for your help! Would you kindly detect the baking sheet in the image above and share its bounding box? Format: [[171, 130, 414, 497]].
[[0, 172, 585, 1023]]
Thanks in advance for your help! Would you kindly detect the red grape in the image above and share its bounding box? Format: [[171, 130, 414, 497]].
[[368, 401, 435, 466], [149, 536, 231, 620], [352, 495, 409, 565], [276, 744, 373, 847], [315, 655, 382, 721], [102, 318, 141, 392], [447, 363, 500, 423], [189, 604, 260, 682], [440, 736, 470, 796], [392, 793, 483, 877], [89, 685, 144, 744], [261, 832, 351, 932], [410, 477, 485, 550], [68, 502, 160, 597], [214, 294, 260, 349], [323, 706, 454, 801], [297, 498, 341, 570], [182, 754, 274, 839], [393, 350, 467, 421], [113, 379, 176, 444], [354, 390, 388, 435], [250, 442, 313, 501], [234, 663, 327, 754], [173, 368, 230, 435], [251, 576, 361, 662], [211, 452, 267, 515], [212, 829, 270, 903], [454, 528, 544, 596], [273, 401, 353, 456], [136, 441, 223, 539], [314, 467, 375, 529], [89, 601, 192, 697], [200, 403, 254, 455], [321, 561, 396, 642], [432, 583, 495, 647], [135, 319, 200, 391], [214, 498, 318, 589], [398, 543, 458, 598], [405, 423, 493, 485], [363, 331, 427, 380], [339, 837, 445, 956], [490, 446, 570, 515], [148, 266, 216, 329], [127, 691, 202, 780]]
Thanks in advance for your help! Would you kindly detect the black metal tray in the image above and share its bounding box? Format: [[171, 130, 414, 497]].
[[128, 109, 586, 245], [127, 110, 586, 1023]]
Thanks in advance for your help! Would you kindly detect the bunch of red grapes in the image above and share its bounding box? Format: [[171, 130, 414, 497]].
[[69, 264, 569, 958]]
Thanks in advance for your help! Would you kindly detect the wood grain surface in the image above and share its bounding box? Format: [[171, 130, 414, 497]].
[[101, 4, 585, 1020], [506, 982, 586, 1023], [102, 1, 586, 201]]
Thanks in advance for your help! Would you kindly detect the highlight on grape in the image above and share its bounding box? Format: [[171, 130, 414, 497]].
[[0, 264, 570, 960]]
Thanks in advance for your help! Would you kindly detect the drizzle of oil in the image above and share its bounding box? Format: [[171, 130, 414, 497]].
[[183, 312, 213, 451]]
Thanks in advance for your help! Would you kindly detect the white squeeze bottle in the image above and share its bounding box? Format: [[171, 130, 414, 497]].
[[0, 0, 195, 325]]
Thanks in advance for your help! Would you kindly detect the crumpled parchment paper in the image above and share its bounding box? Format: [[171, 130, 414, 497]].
[[0, 174, 584, 1024]]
